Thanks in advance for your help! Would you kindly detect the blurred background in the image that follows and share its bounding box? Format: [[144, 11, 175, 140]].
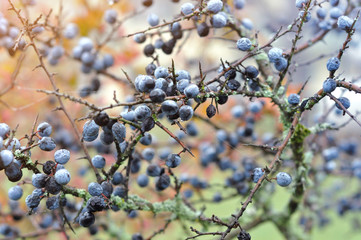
[[1, 0, 361, 239]]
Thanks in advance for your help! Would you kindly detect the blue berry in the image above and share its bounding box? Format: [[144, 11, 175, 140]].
[[207, 0, 223, 13], [121, 110, 135, 121], [88, 182, 103, 196], [137, 174, 149, 187], [140, 132, 152, 145], [48, 46, 64, 60], [330, 0, 339, 6], [8, 186, 23, 200], [25, 194, 41, 209], [54, 149, 70, 164], [288, 93, 300, 105], [54, 169, 71, 185], [154, 66, 169, 79], [183, 189, 193, 199], [147, 13, 159, 26], [92, 155, 106, 169], [112, 122, 126, 143], [146, 164, 161, 177], [318, 20, 333, 30], [252, 168, 264, 183], [234, 0, 245, 9], [32, 173, 47, 188], [0, 150, 14, 168], [79, 37, 94, 52], [337, 16, 353, 30], [38, 137, 56, 151], [79, 211, 95, 227], [150, 88, 166, 103], [330, 7, 343, 19], [82, 120, 100, 142], [299, 10, 311, 22], [161, 100, 179, 116], [335, 97, 350, 110], [316, 8, 327, 19], [326, 57, 340, 71], [268, 48, 283, 63], [186, 122, 198, 137], [237, 38, 252, 51], [113, 186, 126, 198], [179, 105, 193, 121], [166, 154, 181, 168], [274, 57, 288, 71], [242, 18, 253, 30], [81, 52, 96, 65], [245, 65, 259, 78], [104, 9, 118, 24], [0, 123, 10, 139], [37, 122, 52, 137], [211, 13, 227, 28], [134, 105, 152, 121], [111, 172, 124, 185], [176, 70, 191, 81], [142, 148, 155, 161], [249, 101, 263, 113], [46, 196, 59, 210], [323, 147, 339, 161], [184, 84, 200, 99], [63, 23, 78, 39], [295, 0, 307, 8], [133, 33, 146, 44], [322, 78, 337, 93], [156, 174, 171, 191], [213, 192, 222, 202], [177, 79, 190, 93], [231, 105, 245, 118], [276, 172, 292, 187], [181, 3, 194, 15], [103, 54, 114, 68]]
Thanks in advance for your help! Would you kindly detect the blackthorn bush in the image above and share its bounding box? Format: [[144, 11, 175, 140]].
[[1, 0, 361, 239]]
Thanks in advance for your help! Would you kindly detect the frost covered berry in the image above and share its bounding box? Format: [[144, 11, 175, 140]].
[[54, 169, 71, 185], [326, 57, 340, 71], [207, 0, 223, 13], [184, 84, 200, 99], [237, 38, 252, 51], [0, 150, 14, 169], [112, 122, 126, 143], [37, 122, 52, 137], [181, 3, 194, 15], [88, 182, 103, 196], [161, 100, 179, 116], [322, 78, 337, 93], [337, 16, 353, 31], [268, 48, 283, 63], [288, 94, 300, 105], [211, 13, 227, 28], [179, 105, 194, 121], [82, 120, 99, 142], [54, 149, 70, 164], [92, 155, 106, 169], [134, 105, 152, 121], [38, 137, 56, 151], [276, 172, 292, 187]]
